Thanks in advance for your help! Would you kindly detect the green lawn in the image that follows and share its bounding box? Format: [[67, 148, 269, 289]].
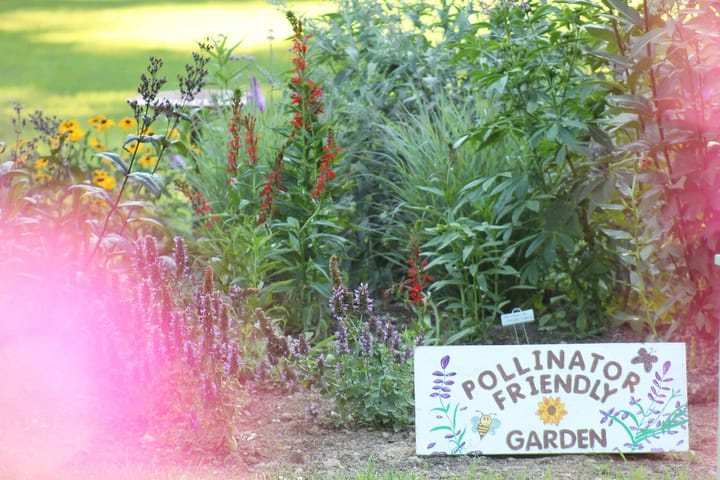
[[0, 0, 330, 143]]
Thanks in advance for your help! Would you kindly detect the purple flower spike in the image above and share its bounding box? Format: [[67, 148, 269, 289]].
[[248, 76, 266, 112]]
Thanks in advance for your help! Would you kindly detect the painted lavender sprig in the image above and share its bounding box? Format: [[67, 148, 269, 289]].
[[426, 354, 467, 454], [599, 360, 688, 451]]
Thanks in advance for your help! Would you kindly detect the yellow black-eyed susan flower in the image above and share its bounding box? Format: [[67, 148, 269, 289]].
[[139, 154, 158, 169], [34, 157, 53, 182], [58, 120, 85, 142], [118, 116, 137, 132], [89, 137, 106, 151], [88, 115, 115, 132], [92, 169, 116, 190]]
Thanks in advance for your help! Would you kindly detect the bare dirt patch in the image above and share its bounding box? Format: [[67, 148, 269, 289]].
[[3, 323, 717, 480], [242, 390, 717, 480]]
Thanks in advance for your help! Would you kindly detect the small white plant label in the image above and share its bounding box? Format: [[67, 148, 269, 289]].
[[500, 309, 534, 326], [414, 343, 688, 455]]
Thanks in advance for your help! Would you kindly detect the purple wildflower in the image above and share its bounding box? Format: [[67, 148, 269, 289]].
[[360, 323, 373, 356], [354, 282, 373, 315], [329, 285, 348, 320], [168, 154, 187, 168], [370, 314, 383, 334], [248, 76, 266, 112], [229, 54, 256, 61], [334, 319, 350, 355], [386, 327, 400, 351], [415, 328, 425, 346]]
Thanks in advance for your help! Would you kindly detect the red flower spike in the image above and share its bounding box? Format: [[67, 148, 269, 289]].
[[403, 236, 432, 307], [312, 132, 342, 201], [226, 91, 244, 176]]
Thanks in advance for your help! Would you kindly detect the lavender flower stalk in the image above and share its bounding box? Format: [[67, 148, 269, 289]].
[[248, 76, 266, 112]]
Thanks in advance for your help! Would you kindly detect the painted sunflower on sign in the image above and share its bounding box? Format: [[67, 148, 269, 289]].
[[536, 396, 567, 426]]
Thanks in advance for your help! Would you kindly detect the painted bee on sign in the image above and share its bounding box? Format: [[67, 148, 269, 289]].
[[471, 412, 501, 440]]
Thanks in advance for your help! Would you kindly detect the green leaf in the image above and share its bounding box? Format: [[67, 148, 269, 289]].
[[94, 152, 128, 175], [546, 123, 559, 142], [604, 0, 643, 28], [118, 200, 154, 209], [126, 216, 168, 232], [286, 216, 300, 230], [417, 186, 444, 197], [452, 135, 469, 150], [601, 228, 633, 240], [345, 46, 359, 68], [609, 94, 654, 115], [584, 23, 617, 43], [123, 133, 163, 149], [487, 74, 508, 97], [127, 171, 164, 197], [630, 26, 671, 59]]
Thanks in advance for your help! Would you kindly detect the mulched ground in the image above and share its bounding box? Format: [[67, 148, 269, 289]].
[[1, 322, 717, 479]]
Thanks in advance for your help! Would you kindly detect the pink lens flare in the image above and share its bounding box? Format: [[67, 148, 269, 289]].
[[0, 231, 130, 478]]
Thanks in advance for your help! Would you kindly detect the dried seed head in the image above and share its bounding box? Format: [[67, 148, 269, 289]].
[[329, 254, 343, 288], [202, 265, 214, 295], [173, 236, 187, 278]]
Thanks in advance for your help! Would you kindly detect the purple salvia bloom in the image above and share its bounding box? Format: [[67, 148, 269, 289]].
[[386, 326, 400, 351], [396, 346, 411, 364], [334, 319, 350, 355], [360, 323, 373, 356], [329, 285, 348, 320], [380, 320, 391, 343], [289, 338, 300, 355], [354, 283, 373, 315], [371, 314, 383, 335], [288, 337, 305, 356], [415, 328, 425, 346], [248, 76, 266, 112]]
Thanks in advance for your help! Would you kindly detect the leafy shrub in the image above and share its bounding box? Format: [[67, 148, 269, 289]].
[[590, 0, 720, 340], [451, 0, 622, 338], [365, 90, 529, 343], [0, 47, 305, 454], [305, 256, 421, 430], [305, 0, 478, 288], [177, 14, 353, 339]]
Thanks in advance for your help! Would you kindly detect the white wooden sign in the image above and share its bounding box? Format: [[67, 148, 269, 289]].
[[414, 343, 688, 455]]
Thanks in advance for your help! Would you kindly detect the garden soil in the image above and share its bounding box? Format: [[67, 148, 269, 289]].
[[1, 324, 717, 480], [234, 323, 719, 480]]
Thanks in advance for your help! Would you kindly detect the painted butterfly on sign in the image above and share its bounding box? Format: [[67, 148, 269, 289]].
[[631, 347, 658, 373]]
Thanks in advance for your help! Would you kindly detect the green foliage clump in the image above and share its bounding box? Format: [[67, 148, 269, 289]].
[[179, 13, 353, 339], [590, 0, 720, 341], [3, 0, 720, 462], [307, 256, 420, 430], [447, 0, 622, 338]]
